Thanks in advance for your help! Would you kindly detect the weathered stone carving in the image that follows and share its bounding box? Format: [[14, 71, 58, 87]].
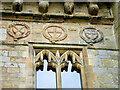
[[80, 26, 103, 45], [7, 23, 30, 41], [43, 25, 67, 43], [88, 2, 99, 15], [64, 2, 74, 14], [13, 0, 23, 12], [39, 1, 49, 13]]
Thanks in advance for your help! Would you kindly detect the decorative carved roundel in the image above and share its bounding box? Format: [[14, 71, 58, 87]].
[[43, 25, 67, 43], [80, 26, 103, 45], [7, 23, 30, 41]]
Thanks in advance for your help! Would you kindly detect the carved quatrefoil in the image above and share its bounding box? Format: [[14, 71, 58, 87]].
[[43, 25, 67, 43], [7, 23, 30, 41], [80, 26, 103, 45]]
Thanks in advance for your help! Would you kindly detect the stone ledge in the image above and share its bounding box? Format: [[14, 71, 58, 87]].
[[0, 42, 119, 50]]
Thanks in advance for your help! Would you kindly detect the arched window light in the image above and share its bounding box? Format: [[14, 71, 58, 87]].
[[61, 61, 82, 88], [36, 60, 56, 88]]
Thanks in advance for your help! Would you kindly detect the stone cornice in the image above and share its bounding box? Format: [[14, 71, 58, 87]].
[[0, 10, 114, 24]]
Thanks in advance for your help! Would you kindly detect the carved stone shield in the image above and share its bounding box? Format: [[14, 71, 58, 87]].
[[7, 23, 30, 41], [80, 26, 103, 45], [84, 28, 98, 40], [43, 25, 67, 43]]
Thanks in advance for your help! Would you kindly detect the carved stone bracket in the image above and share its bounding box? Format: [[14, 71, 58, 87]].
[[80, 26, 103, 45], [39, 1, 49, 13], [64, 1, 74, 14], [7, 23, 30, 41], [43, 25, 67, 43], [88, 2, 99, 15], [13, 0, 23, 12]]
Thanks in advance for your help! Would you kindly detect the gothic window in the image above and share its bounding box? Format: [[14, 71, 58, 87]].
[[35, 49, 83, 88]]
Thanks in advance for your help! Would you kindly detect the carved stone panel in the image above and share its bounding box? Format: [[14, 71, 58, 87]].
[[80, 26, 103, 45], [7, 23, 30, 41], [43, 25, 67, 43]]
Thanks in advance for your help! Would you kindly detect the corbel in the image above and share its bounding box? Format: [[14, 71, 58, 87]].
[[13, 0, 23, 12], [88, 2, 99, 15], [39, 0, 49, 13], [64, 0, 74, 14]]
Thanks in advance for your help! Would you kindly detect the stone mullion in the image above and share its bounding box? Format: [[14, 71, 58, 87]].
[[56, 64, 62, 89], [56, 50, 62, 89]]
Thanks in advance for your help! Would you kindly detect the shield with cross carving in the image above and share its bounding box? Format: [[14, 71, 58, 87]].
[[43, 25, 67, 43], [7, 23, 30, 41], [84, 28, 98, 40], [80, 26, 103, 45]]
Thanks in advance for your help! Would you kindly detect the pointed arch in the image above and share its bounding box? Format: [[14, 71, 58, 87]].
[[35, 50, 58, 69], [35, 49, 57, 63], [60, 50, 83, 65]]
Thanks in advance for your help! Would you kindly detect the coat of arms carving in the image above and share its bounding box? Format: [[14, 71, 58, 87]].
[[7, 23, 30, 41], [80, 26, 103, 45], [43, 25, 67, 43]]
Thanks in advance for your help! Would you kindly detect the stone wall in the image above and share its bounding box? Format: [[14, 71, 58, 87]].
[[0, 45, 35, 88], [0, 1, 119, 89], [87, 49, 118, 88]]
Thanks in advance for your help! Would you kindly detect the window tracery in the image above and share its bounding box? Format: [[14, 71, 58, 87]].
[[35, 49, 83, 88]]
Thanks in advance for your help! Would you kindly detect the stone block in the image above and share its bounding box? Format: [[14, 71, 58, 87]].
[[10, 57, 16, 62], [0, 28, 7, 34], [9, 51, 18, 57], [93, 68, 107, 74], [102, 60, 118, 68], [0, 50, 8, 56], [0, 56, 10, 62], [19, 69, 27, 77], [13, 57, 26, 63], [110, 55, 118, 60], [4, 63, 18, 68], [98, 50, 107, 55], [88, 54, 95, 58], [15, 46, 28, 51], [21, 51, 29, 58], [7, 67, 20, 73], [99, 55, 111, 59], [0, 33, 7, 41], [0, 63, 4, 67], [19, 63, 26, 68], [18, 83, 26, 88], [20, 77, 26, 82], [88, 58, 95, 66], [87, 50, 98, 55], [94, 59, 103, 68]]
